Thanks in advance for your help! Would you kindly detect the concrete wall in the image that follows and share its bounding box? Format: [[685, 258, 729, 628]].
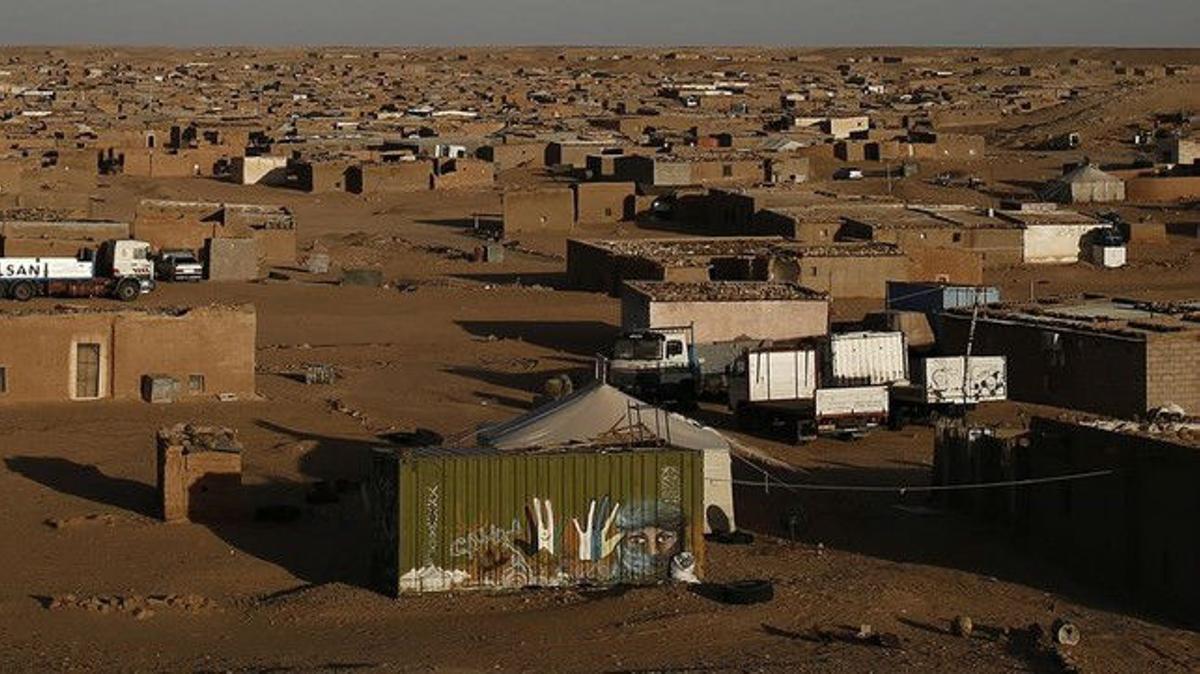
[[1022, 224, 1107, 264], [0, 305, 256, 403], [1145, 333, 1200, 415], [232, 156, 289, 186], [206, 238, 261, 281], [935, 419, 1200, 621], [939, 315, 1150, 418], [621, 292, 829, 343]]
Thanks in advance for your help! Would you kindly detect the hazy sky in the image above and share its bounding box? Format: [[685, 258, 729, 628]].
[[3, 0, 1197, 47]]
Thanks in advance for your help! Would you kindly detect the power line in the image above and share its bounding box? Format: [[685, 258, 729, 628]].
[[716, 469, 1116, 494]]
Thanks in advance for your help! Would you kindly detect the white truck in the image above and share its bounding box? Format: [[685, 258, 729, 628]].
[[889, 355, 1007, 427], [727, 344, 889, 443], [0, 240, 155, 302], [602, 325, 768, 407]]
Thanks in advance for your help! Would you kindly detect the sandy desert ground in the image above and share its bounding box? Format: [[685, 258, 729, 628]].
[[1, 45, 1200, 672]]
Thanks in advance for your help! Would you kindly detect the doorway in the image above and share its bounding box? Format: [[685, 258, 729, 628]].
[[75, 343, 101, 399]]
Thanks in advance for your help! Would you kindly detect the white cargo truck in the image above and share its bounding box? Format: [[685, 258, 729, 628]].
[[889, 355, 1007, 427], [727, 344, 888, 443], [602, 325, 768, 407], [0, 240, 154, 301]]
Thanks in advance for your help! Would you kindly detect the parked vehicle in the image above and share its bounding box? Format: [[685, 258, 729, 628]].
[[727, 345, 888, 443], [890, 355, 1007, 427], [602, 325, 768, 405], [155, 250, 204, 282], [0, 240, 154, 302], [834, 167, 864, 180]]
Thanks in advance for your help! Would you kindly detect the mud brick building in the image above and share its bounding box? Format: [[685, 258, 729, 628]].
[[621, 280, 829, 343], [567, 236, 940, 299], [157, 424, 244, 523], [838, 205, 1027, 268], [0, 304, 256, 404], [133, 200, 296, 269], [291, 157, 357, 192], [348, 160, 433, 193], [431, 158, 495, 190], [502, 188, 575, 234], [0, 219, 130, 257], [567, 237, 784, 295], [573, 182, 636, 224], [230, 156, 289, 186], [939, 296, 1200, 419], [476, 142, 547, 171], [766, 242, 916, 298]]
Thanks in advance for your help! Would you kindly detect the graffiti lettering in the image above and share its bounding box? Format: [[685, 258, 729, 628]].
[[660, 466, 681, 506], [422, 484, 439, 567]]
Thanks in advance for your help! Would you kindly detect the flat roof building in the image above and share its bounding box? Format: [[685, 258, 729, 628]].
[[939, 296, 1200, 419]]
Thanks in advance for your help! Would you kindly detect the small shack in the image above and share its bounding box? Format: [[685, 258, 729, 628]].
[[157, 424, 244, 523]]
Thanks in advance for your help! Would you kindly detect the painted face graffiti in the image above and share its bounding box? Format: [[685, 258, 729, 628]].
[[616, 501, 684, 579], [431, 495, 690, 589]]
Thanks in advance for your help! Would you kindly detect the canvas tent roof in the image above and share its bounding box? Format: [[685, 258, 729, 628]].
[[1040, 164, 1123, 203], [477, 381, 732, 453], [1058, 164, 1123, 185]]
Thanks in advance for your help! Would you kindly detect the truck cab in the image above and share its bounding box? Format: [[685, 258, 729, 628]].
[[604, 326, 697, 404], [93, 240, 155, 292]]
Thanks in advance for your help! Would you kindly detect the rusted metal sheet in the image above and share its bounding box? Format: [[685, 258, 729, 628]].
[[370, 446, 705, 595]]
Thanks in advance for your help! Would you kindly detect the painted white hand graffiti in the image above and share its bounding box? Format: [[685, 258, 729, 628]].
[[571, 497, 622, 561], [531, 497, 555, 555]]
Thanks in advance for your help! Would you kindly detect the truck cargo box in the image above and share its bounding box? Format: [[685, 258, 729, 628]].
[[895, 355, 1007, 405], [826, 331, 908, 387], [728, 345, 818, 408], [816, 385, 890, 421]]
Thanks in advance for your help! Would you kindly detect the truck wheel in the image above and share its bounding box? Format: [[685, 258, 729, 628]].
[[0, 281, 7, 298], [734, 404, 752, 430], [10, 281, 34, 302], [114, 278, 140, 302]]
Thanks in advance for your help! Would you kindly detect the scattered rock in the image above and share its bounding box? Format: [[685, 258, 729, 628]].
[[952, 615, 974, 637], [1052, 619, 1080, 646]]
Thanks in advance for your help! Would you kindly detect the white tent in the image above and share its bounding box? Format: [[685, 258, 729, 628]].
[[478, 382, 737, 532], [1042, 164, 1125, 204]]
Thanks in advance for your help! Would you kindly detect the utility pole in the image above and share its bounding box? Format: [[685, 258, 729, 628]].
[[961, 302, 980, 407]]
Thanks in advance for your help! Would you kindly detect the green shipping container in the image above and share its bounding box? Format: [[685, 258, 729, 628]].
[[370, 445, 705, 595]]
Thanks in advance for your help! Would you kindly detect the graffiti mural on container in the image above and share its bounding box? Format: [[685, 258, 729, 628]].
[[378, 449, 705, 594], [441, 495, 689, 589]]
